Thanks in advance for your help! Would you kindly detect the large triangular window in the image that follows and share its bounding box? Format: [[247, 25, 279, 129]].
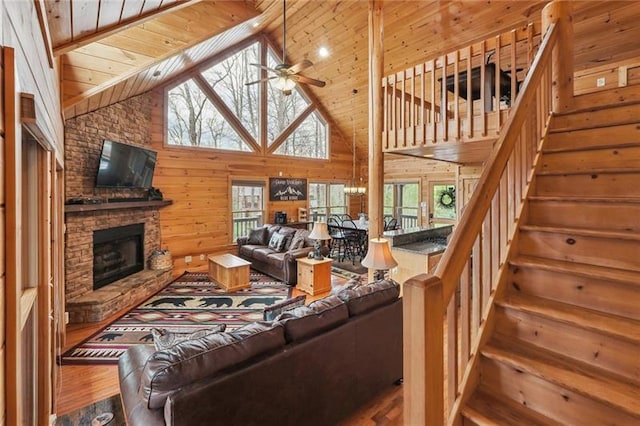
[[166, 79, 252, 151], [165, 37, 328, 159]]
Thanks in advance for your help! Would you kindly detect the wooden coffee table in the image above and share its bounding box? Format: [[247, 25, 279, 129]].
[[208, 254, 251, 291]]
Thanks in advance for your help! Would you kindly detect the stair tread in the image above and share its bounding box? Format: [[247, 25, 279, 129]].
[[520, 224, 640, 241], [543, 140, 640, 154], [529, 195, 640, 204], [497, 293, 640, 343], [483, 336, 640, 417], [463, 388, 564, 426], [537, 167, 640, 176], [510, 255, 640, 285]]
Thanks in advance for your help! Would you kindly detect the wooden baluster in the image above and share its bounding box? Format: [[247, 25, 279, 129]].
[[390, 75, 396, 149], [466, 47, 473, 140], [454, 50, 460, 141], [495, 34, 502, 130], [480, 41, 487, 136], [460, 260, 471, 369], [471, 235, 482, 339], [420, 62, 426, 144], [400, 69, 406, 148], [430, 59, 436, 143], [441, 54, 448, 142], [511, 29, 517, 108], [446, 290, 457, 412], [481, 211, 492, 310], [409, 67, 416, 146]]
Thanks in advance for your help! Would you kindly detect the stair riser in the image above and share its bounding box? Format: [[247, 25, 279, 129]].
[[528, 200, 640, 232], [495, 308, 640, 383], [519, 230, 640, 272], [552, 103, 640, 132], [508, 265, 640, 320], [536, 173, 640, 197], [481, 358, 640, 425], [540, 146, 640, 174], [546, 123, 640, 152]]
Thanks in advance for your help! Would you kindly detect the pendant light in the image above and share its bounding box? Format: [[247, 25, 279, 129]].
[[344, 89, 366, 196]]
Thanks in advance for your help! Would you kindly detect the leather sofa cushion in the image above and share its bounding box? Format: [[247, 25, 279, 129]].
[[253, 247, 276, 263], [266, 252, 285, 269], [276, 295, 348, 342], [139, 322, 285, 409], [336, 279, 400, 316], [239, 244, 261, 257]]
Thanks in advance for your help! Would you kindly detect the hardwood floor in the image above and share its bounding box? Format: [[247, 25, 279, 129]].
[[55, 272, 404, 425]]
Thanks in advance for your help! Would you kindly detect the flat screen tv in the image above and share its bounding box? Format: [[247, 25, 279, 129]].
[[95, 140, 157, 188]]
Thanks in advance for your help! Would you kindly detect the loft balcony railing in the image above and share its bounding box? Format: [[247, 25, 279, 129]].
[[382, 23, 542, 151]]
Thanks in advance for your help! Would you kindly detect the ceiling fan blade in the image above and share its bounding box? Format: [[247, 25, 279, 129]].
[[245, 76, 277, 86], [292, 74, 326, 88], [287, 59, 313, 75], [249, 63, 280, 74]]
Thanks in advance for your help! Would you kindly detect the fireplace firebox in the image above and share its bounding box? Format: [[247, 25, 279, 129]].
[[93, 223, 144, 290]]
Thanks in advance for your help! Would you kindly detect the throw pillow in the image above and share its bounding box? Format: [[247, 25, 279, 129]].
[[151, 324, 226, 351], [247, 227, 267, 245], [268, 232, 288, 252], [288, 230, 308, 251], [268, 232, 284, 250], [263, 295, 307, 321]]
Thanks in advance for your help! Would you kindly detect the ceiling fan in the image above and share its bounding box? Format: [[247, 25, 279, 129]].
[[246, 0, 326, 95]]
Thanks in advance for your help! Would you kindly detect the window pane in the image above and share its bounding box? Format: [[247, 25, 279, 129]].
[[167, 80, 252, 152], [383, 184, 394, 216], [274, 111, 328, 159], [201, 42, 260, 140], [232, 183, 264, 241], [309, 183, 327, 222], [433, 184, 456, 219], [399, 183, 419, 227]]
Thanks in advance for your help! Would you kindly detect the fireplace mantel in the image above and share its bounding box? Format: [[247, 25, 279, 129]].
[[65, 199, 172, 213]]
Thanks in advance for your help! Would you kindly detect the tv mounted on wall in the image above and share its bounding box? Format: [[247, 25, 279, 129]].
[[95, 140, 157, 188]]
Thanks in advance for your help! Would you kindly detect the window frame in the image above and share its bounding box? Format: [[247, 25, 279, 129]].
[[230, 177, 267, 243], [383, 180, 421, 229], [308, 181, 348, 222]]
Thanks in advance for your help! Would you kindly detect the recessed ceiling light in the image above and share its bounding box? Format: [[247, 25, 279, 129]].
[[252, 21, 260, 28], [318, 47, 329, 58], [423, 154, 434, 158]]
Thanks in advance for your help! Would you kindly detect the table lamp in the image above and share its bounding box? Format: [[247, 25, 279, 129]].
[[308, 222, 331, 260], [361, 237, 398, 280]]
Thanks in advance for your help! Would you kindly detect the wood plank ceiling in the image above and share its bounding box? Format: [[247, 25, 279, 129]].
[[47, 0, 640, 163]]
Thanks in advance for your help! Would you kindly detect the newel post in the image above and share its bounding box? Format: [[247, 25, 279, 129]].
[[542, 0, 573, 113], [403, 275, 444, 425]]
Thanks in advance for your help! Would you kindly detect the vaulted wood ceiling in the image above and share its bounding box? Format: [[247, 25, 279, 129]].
[[46, 0, 640, 161]]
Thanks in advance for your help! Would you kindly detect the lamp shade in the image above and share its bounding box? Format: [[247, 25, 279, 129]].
[[308, 222, 331, 240], [361, 238, 398, 270]]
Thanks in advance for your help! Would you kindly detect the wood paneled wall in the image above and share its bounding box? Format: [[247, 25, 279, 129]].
[[2, 1, 65, 423], [148, 89, 355, 275]]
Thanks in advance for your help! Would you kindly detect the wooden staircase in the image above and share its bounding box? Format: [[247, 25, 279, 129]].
[[460, 101, 640, 424]]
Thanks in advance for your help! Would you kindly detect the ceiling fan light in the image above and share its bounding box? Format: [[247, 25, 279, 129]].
[[275, 76, 296, 92]]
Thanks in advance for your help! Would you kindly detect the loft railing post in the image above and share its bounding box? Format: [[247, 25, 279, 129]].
[[403, 275, 444, 425], [542, 0, 573, 113]]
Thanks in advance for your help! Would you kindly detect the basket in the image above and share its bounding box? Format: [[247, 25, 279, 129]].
[[150, 252, 172, 270]]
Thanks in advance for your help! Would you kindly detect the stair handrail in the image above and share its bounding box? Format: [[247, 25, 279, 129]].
[[403, 21, 559, 425]]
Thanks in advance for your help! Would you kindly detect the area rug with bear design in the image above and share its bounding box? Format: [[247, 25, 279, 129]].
[[60, 271, 291, 365]]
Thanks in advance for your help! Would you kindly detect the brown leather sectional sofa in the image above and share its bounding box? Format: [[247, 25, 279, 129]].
[[118, 280, 403, 426], [236, 224, 316, 285]]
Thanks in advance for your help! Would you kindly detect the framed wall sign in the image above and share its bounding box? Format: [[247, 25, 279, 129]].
[[269, 178, 307, 201]]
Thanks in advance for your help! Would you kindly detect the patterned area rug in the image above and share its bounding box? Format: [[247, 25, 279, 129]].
[[60, 271, 290, 365]]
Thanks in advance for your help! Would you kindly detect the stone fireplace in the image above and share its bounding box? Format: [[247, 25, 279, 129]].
[[65, 207, 173, 323], [93, 223, 145, 290]]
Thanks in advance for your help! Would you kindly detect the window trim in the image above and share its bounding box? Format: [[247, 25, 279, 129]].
[[229, 176, 268, 244]]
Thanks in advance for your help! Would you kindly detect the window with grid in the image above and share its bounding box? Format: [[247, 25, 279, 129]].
[[309, 182, 346, 222], [231, 180, 265, 242], [383, 182, 419, 229]]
